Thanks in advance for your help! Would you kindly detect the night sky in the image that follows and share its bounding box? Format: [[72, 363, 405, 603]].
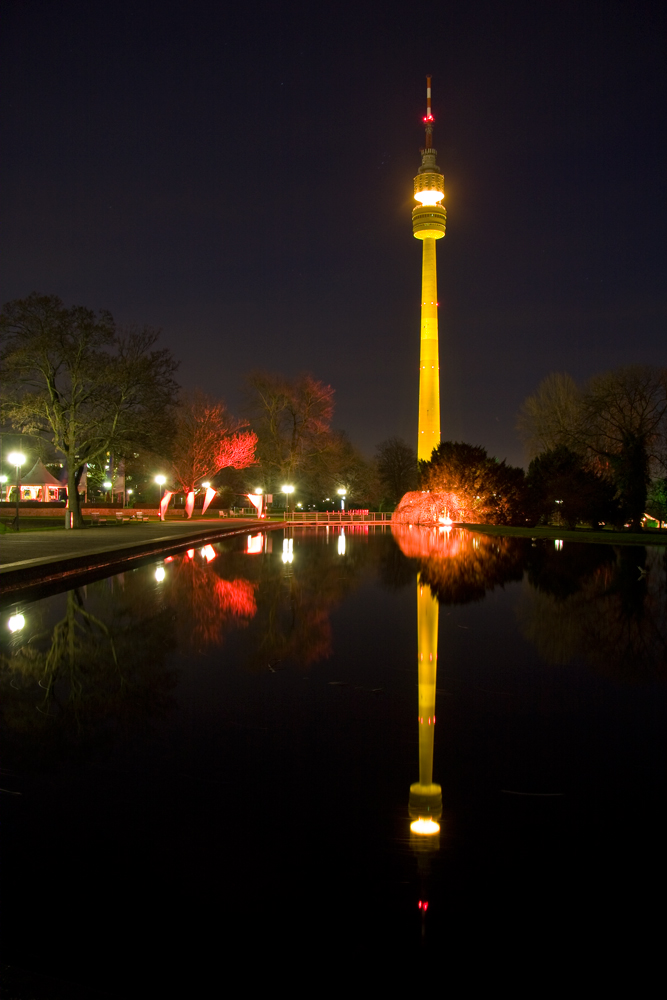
[[2, 0, 665, 467]]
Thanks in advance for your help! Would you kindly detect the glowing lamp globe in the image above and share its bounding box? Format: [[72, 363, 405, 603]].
[[7, 452, 26, 467], [8, 614, 26, 632], [410, 818, 440, 836]]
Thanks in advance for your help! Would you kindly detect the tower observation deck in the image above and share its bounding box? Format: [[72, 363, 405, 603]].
[[413, 76, 446, 462]]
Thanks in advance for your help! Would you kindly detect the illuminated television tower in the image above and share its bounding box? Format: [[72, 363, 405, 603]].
[[413, 76, 446, 462]]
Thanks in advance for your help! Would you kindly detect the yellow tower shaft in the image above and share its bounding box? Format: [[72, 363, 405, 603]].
[[416, 575, 439, 789], [418, 236, 440, 463]]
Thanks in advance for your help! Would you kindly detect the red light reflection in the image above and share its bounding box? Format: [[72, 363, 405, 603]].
[[171, 552, 257, 647], [247, 533, 263, 554]]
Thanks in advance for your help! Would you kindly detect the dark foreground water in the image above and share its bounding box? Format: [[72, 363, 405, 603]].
[[1, 527, 666, 991]]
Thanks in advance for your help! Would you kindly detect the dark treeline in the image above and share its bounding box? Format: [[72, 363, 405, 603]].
[[2, 296, 665, 528], [0, 293, 421, 521], [421, 365, 667, 531]]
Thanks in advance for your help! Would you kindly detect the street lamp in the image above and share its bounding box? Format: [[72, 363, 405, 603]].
[[155, 474, 166, 514], [337, 487, 347, 511], [7, 452, 25, 531], [282, 484, 294, 517]]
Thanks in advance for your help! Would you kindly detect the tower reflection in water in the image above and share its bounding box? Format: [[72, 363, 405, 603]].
[[409, 575, 442, 847]]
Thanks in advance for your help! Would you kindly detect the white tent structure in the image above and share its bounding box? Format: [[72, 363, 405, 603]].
[[5, 459, 63, 502]]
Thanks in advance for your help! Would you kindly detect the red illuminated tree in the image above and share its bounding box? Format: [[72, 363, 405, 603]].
[[170, 391, 257, 493]]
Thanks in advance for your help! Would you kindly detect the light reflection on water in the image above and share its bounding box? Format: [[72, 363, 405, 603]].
[[1, 527, 666, 979]]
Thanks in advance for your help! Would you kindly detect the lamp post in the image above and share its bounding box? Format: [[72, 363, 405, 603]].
[[337, 488, 347, 511], [103, 480, 112, 504], [282, 484, 294, 518], [155, 475, 166, 517], [7, 452, 25, 532]]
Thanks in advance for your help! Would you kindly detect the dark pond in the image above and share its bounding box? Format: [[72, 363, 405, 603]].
[[1, 526, 666, 990]]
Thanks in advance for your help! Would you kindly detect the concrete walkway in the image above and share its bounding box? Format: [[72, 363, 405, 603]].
[[0, 518, 273, 595]]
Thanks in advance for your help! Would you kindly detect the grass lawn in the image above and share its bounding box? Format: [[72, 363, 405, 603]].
[[460, 522, 667, 545], [0, 512, 261, 533], [0, 519, 67, 533]]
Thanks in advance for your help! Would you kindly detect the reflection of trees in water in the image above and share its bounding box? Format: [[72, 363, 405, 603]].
[[390, 526, 667, 680], [525, 541, 615, 600], [392, 526, 525, 605], [169, 553, 257, 651], [243, 530, 377, 670], [377, 535, 418, 591], [518, 546, 667, 680], [0, 577, 177, 755]]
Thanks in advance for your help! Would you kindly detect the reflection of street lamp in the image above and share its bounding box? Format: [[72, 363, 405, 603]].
[[282, 537, 293, 564], [282, 484, 294, 517], [8, 613, 26, 632], [155, 475, 166, 513], [7, 452, 25, 531], [337, 487, 346, 511]]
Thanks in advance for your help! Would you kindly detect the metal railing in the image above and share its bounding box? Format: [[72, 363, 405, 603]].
[[283, 511, 393, 523]]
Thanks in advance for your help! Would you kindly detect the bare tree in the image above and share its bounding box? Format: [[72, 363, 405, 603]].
[[518, 365, 667, 530], [0, 293, 179, 527], [375, 437, 419, 507], [584, 366, 667, 528], [245, 371, 335, 489], [169, 390, 257, 494], [517, 372, 583, 459]]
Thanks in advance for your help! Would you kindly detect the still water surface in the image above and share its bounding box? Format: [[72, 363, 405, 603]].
[[1, 527, 666, 987]]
